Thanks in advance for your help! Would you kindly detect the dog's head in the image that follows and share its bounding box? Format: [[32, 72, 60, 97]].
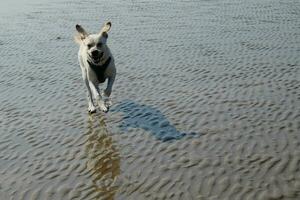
[[75, 22, 112, 64]]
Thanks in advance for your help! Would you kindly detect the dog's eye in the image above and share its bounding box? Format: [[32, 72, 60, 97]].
[[97, 43, 102, 48], [87, 44, 93, 49]]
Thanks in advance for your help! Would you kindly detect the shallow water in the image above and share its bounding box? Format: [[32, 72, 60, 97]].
[[0, 0, 300, 199]]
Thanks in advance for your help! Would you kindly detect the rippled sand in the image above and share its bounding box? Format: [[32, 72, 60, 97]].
[[1, 0, 300, 199]]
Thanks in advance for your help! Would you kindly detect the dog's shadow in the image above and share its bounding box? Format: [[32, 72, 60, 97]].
[[111, 100, 196, 142]]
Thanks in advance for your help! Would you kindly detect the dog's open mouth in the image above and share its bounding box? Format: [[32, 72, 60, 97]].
[[93, 57, 101, 63], [92, 52, 104, 64]]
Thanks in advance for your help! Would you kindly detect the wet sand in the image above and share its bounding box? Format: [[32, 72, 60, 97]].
[[0, 0, 300, 199]]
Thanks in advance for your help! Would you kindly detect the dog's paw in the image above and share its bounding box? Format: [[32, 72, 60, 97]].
[[104, 98, 112, 107], [88, 106, 97, 113], [88, 109, 97, 113], [99, 104, 108, 113], [98, 100, 109, 113]]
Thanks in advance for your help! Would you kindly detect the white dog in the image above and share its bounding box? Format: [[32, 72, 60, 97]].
[[75, 22, 116, 113]]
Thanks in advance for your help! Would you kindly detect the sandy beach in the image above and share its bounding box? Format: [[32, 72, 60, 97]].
[[0, 0, 300, 199]]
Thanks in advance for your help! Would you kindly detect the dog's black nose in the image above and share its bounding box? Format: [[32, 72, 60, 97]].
[[91, 50, 100, 57]]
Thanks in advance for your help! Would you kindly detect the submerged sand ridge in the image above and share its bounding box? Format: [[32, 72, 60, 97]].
[[0, 0, 300, 199]]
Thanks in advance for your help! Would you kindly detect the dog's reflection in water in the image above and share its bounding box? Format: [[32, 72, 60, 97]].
[[85, 113, 120, 200]]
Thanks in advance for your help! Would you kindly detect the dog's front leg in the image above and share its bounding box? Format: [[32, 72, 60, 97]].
[[104, 76, 115, 97], [88, 81, 108, 113], [84, 78, 97, 113], [103, 76, 115, 107], [80, 63, 97, 113]]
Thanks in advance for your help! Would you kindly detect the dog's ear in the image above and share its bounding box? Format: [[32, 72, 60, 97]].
[[100, 21, 111, 38], [74, 24, 88, 43]]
